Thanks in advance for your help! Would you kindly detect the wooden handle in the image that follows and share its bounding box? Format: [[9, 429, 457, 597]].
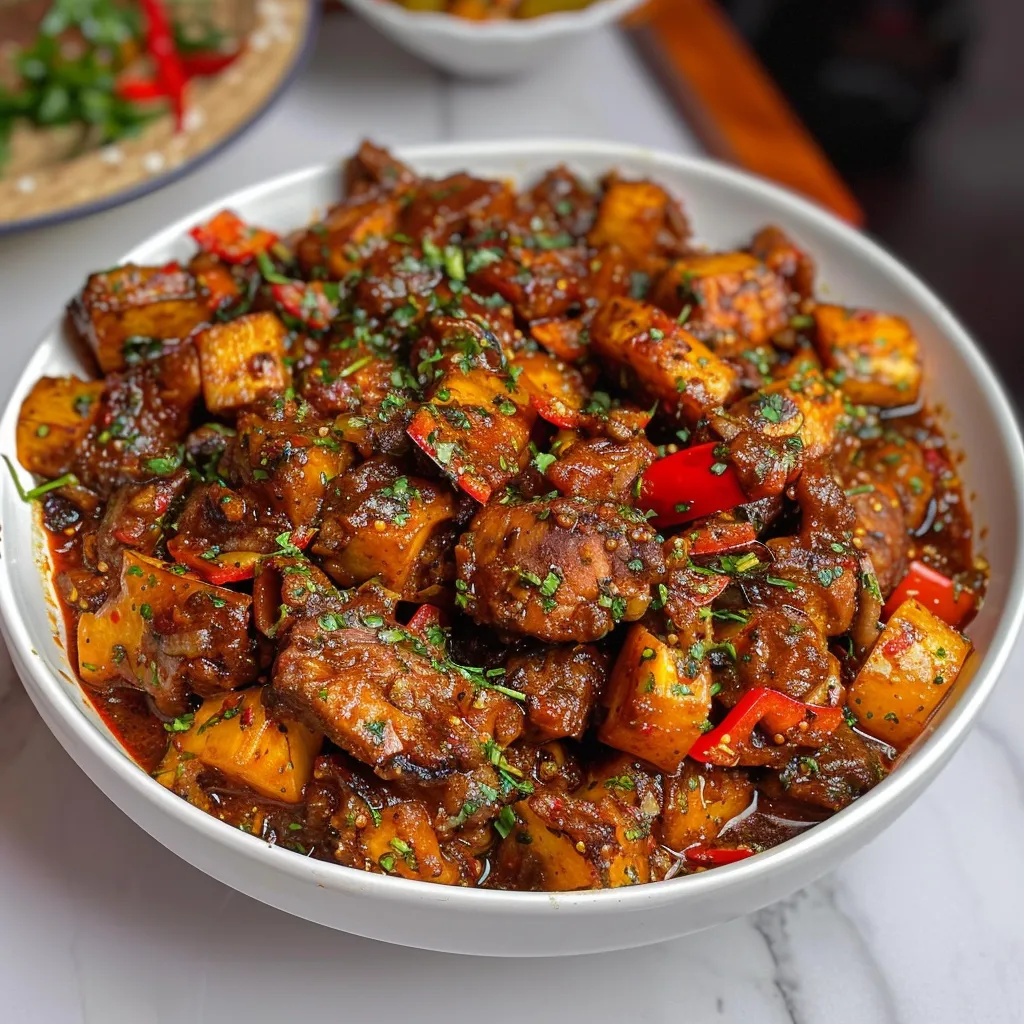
[[625, 0, 863, 226]]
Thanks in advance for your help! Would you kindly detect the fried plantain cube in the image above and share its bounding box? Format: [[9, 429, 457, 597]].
[[194, 311, 288, 415], [70, 263, 211, 373], [814, 303, 922, 408]]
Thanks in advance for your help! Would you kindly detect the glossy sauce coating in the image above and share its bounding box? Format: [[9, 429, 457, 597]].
[[23, 141, 986, 891]]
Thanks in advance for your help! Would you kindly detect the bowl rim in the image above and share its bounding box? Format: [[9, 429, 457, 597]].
[[2, 138, 1023, 915], [343, 0, 647, 40]]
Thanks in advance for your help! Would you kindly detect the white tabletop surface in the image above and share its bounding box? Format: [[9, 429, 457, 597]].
[[1, 14, 1022, 1023]]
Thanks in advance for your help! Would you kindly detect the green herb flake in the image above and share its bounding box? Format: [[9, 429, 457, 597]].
[[494, 806, 516, 839]]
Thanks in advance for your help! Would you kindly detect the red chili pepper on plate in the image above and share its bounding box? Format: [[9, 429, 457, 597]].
[[685, 845, 754, 867], [883, 560, 974, 628], [688, 687, 845, 767], [140, 0, 188, 129], [180, 48, 244, 77], [271, 281, 340, 331], [639, 442, 747, 527], [189, 210, 280, 264], [115, 77, 168, 102], [118, 5, 244, 126]]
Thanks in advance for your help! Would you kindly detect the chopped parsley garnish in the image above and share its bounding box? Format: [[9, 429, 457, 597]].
[[163, 712, 195, 733], [494, 806, 516, 839], [273, 532, 305, 559], [532, 450, 557, 473], [144, 445, 185, 477], [604, 775, 635, 792]]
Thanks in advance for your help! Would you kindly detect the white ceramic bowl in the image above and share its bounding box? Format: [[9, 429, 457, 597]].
[[2, 141, 1022, 957], [343, 0, 646, 78]]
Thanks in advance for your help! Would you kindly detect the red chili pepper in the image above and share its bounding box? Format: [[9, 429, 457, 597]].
[[112, 522, 147, 545], [688, 687, 845, 767], [189, 210, 279, 265], [140, 0, 188, 129], [271, 281, 339, 331], [685, 845, 754, 867], [687, 520, 757, 557], [640, 442, 747, 527], [115, 77, 167, 102], [883, 560, 974, 628], [180, 48, 244, 77]]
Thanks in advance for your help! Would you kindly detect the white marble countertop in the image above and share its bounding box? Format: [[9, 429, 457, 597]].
[[1, 14, 1022, 1023]]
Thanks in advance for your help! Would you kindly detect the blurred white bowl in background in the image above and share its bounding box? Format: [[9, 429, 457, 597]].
[[343, 0, 647, 78]]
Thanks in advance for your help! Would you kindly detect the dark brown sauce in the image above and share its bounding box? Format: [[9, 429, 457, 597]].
[[47, 516, 170, 774], [25, 155, 989, 891], [89, 685, 169, 774]]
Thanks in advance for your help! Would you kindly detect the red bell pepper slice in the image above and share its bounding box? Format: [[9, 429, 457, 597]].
[[406, 408, 494, 504], [687, 520, 757, 556], [688, 687, 845, 767], [140, 0, 188, 129], [167, 530, 312, 586], [883, 560, 974, 628], [289, 526, 317, 550], [685, 845, 754, 867], [403, 602, 448, 651], [189, 210, 279, 265], [407, 604, 449, 642], [271, 281, 339, 332], [640, 442, 747, 527], [166, 539, 262, 585]]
